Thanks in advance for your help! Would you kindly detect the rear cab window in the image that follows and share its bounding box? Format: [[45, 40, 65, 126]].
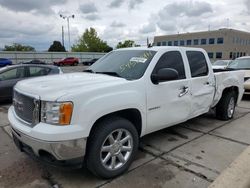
[[186, 51, 209, 77]]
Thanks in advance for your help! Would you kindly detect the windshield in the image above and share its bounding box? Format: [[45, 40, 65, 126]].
[[228, 58, 250, 69], [87, 50, 156, 80], [213, 60, 229, 66]]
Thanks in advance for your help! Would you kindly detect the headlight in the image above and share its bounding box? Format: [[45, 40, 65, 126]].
[[41, 101, 73, 125]]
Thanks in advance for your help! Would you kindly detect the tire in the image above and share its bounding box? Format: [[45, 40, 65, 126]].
[[216, 91, 237, 120], [86, 116, 139, 179]]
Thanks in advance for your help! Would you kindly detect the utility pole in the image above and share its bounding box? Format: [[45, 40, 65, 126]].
[[62, 26, 64, 47], [60, 14, 75, 51]]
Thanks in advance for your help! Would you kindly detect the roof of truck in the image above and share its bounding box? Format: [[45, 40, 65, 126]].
[[115, 46, 204, 52]]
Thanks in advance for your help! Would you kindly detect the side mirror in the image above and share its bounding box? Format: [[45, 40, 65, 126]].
[[151, 68, 179, 84]]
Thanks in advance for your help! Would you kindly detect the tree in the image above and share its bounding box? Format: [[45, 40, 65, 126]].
[[48, 41, 66, 52], [72, 27, 113, 52], [3, 43, 35, 51], [116, 40, 140, 49]]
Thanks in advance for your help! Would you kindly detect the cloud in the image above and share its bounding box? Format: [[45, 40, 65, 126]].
[[129, 0, 143, 9], [154, 1, 213, 33], [246, 0, 250, 14], [79, 2, 98, 14], [140, 23, 156, 34], [109, 0, 124, 8], [84, 14, 100, 21], [110, 21, 126, 27], [0, 0, 66, 14]]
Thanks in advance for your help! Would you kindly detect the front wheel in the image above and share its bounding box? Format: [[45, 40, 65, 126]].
[[216, 92, 237, 120], [85, 117, 139, 178]]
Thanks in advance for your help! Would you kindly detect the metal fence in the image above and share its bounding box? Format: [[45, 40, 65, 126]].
[[0, 51, 106, 64]]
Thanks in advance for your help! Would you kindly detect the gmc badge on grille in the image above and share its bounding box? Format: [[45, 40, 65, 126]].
[[13, 98, 24, 112]]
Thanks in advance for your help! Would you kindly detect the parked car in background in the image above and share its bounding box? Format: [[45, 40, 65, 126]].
[[82, 58, 99, 66], [227, 56, 250, 95], [22, 59, 46, 65], [0, 58, 12, 67], [54, 57, 79, 66], [212, 60, 232, 69], [0, 64, 62, 101]]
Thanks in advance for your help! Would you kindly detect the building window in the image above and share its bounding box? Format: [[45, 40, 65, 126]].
[[201, 39, 207, 45], [233, 52, 236, 59], [186, 40, 192, 45], [216, 52, 222, 59], [168, 41, 172, 46], [174, 41, 178, 46], [237, 52, 239, 58], [162, 41, 167, 46], [240, 52, 243, 57], [229, 52, 233, 59], [243, 52, 246, 56], [217, 38, 224, 44], [209, 38, 215, 44], [193, 39, 199, 45], [180, 40, 185, 46], [157, 42, 161, 46], [208, 52, 214, 59]]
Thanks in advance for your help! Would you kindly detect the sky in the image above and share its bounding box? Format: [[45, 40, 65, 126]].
[[0, 0, 249, 51]]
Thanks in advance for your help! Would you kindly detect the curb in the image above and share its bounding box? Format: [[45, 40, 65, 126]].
[[209, 146, 250, 188]]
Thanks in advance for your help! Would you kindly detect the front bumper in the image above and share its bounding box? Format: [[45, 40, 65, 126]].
[[8, 106, 87, 167], [11, 127, 86, 168]]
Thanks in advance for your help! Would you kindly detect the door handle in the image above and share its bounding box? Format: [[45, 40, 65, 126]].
[[179, 86, 189, 97], [204, 81, 210, 85]]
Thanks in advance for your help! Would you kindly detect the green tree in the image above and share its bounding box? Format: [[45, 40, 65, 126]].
[[116, 40, 140, 49], [48, 41, 66, 52], [3, 43, 35, 51], [72, 27, 113, 52]]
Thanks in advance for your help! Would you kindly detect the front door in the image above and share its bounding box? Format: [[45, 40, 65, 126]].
[[146, 51, 192, 134]]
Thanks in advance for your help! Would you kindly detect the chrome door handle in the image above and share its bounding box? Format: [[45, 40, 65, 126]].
[[179, 86, 189, 97]]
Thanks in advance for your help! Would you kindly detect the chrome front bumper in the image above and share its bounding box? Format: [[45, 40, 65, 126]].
[[11, 127, 87, 164]]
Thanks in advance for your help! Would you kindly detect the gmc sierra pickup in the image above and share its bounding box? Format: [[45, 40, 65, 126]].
[[8, 47, 244, 178]]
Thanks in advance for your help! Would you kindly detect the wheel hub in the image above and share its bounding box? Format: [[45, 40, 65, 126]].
[[111, 142, 122, 155]]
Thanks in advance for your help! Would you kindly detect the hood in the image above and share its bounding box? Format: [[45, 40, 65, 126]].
[[15, 73, 127, 101]]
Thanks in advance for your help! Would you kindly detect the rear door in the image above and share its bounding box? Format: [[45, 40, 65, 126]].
[[0, 67, 25, 99], [185, 51, 215, 117], [146, 50, 192, 133]]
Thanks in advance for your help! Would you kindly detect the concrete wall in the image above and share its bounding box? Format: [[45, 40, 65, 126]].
[[0, 51, 106, 64]]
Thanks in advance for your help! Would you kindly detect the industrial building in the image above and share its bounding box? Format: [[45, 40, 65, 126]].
[[153, 28, 250, 62]]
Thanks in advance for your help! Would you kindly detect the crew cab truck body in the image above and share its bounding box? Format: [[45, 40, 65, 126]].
[[8, 47, 244, 178]]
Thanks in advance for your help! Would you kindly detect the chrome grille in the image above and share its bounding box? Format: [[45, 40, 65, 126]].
[[13, 90, 39, 126]]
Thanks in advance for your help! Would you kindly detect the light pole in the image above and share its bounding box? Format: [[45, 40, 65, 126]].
[[60, 14, 75, 51]]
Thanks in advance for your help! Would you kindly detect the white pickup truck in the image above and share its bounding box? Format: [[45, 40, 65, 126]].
[[8, 47, 244, 178]]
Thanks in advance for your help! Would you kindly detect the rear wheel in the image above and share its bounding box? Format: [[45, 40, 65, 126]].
[[86, 116, 139, 178], [216, 92, 237, 120]]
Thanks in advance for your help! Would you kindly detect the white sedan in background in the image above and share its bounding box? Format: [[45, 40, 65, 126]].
[[212, 60, 232, 69], [228, 56, 250, 95]]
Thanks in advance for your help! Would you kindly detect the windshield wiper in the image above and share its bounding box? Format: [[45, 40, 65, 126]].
[[83, 69, 95, 73], [96, 71, 122, 78]]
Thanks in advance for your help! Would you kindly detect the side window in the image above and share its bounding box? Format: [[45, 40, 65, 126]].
[[186, 51, 209, 77], [0, 67, 25, 81], [29, 67, 49, 77], [153, 51, 186, 80]]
